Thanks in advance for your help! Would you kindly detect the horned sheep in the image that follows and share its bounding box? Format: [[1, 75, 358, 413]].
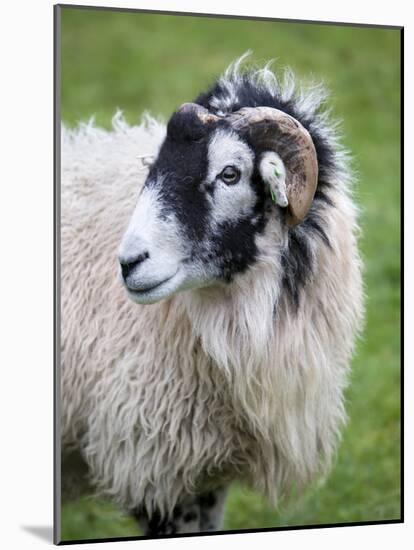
[[60, 57, 363, 536]]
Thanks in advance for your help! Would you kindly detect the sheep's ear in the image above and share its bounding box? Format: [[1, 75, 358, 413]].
[[259, 151, 289, 208]]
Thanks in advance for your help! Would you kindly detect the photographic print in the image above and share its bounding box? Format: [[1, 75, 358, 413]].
[[55, 4, 402, 544]]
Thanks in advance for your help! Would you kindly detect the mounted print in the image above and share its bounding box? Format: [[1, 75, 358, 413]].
[[54, 4, 403, 544]]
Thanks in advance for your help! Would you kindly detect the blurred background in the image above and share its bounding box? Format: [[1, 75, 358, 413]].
[[60, 6, 401, 541]]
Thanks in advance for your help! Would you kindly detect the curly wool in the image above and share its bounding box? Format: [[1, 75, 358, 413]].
[[61, 64, 363, 518]]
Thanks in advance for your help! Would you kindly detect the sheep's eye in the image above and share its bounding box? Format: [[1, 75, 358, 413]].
[[220, 165, 241, 185]]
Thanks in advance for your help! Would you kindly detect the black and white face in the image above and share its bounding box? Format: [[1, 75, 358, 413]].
[[119, 109, 271, 304]]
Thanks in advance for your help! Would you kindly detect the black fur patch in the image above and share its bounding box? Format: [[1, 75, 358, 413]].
[[280, 230, 314, 310], [135, 508, 177, 536], [183, 510, 198, 523], [146, 120, 215, 242], [211, 217, 261, 282], [173, 505, 182, 519], [199, 492, 217, 508], [167, 107, 211, 142]]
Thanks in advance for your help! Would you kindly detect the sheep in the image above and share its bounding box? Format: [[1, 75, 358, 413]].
[[60, 56, 364, 537]]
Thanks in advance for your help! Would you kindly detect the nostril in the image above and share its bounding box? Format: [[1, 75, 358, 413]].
[[120, 262, 131, 279], [120, 251, 150, 279]]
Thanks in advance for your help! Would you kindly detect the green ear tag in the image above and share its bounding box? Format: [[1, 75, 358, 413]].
[[269, 169, 281, 203]]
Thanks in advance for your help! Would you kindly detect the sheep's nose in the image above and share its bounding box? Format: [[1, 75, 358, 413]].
[[120, 251, 150, 279]]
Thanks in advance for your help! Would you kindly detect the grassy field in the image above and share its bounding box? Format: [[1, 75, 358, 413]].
[[59, 6, 401, 541]]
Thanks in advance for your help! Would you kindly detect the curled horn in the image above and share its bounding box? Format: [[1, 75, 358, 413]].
[[228, 107, 318, 227]]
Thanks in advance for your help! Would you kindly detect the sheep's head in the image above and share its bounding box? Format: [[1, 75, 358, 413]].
[[119, 102, 318, 304]]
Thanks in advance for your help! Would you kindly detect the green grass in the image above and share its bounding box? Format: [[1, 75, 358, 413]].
[[60, 6, 401, 541]]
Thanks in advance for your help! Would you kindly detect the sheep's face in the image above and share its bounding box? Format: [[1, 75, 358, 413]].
[[119, 108, 270, 304]]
